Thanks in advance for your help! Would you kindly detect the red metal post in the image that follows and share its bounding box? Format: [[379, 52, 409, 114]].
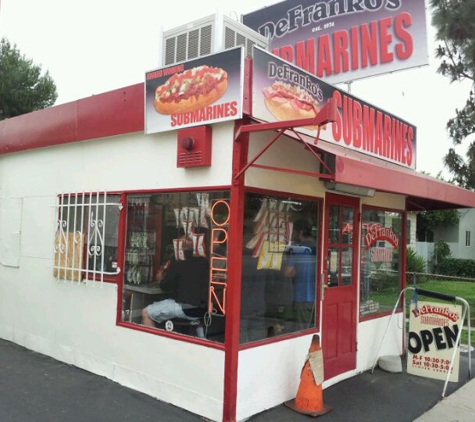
[[222, 119, 249, 422]]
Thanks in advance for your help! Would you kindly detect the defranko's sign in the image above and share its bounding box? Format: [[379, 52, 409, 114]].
[[252, 47, 417, 169], [243, 0, 428, 85], [407, 301, 461, 382]]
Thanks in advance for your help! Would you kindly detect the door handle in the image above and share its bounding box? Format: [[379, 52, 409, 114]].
[[320, 273, 327, 300]]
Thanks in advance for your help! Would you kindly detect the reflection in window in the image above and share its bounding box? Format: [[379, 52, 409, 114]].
[[327, 248, 340, 287], [241, 192, 320, 344], [121, 190, 229, 343], [328, 205, 340, 244], [327, 204, 355, 287], [360, 208, 402, 317], [341, 247, 352, 286]]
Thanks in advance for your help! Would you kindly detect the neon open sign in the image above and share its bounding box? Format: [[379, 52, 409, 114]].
[[208, 200, 230, 316]]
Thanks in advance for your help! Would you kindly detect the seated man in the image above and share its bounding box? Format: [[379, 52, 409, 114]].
[[142, 238, 209, 338]]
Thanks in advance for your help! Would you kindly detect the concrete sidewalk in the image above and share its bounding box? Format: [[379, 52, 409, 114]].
[[0, 337, 473, 422], [414, 377, 475, 422], [250, 357, 474, 422]]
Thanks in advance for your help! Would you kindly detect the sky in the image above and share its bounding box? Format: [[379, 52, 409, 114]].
[[0, 0, 472, 178]]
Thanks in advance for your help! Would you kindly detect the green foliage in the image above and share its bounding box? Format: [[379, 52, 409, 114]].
[[416, 208, 459, 241], [406, 247, 426, 273], [369, 269, 399, 292], [432, 239, 452, 273], [430, 0, 475, 188], [0, 38, 57, 120], [437, 258, 475, 277], [434, 239, 452, 261]]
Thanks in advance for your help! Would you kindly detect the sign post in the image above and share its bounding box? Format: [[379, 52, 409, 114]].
[[372, 287, 471, 398]]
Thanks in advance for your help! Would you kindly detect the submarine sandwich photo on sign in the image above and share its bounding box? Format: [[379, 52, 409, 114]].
[[145, 47, 244, 134]]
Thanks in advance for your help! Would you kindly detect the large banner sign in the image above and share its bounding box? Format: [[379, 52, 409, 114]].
[[145, 48, 244, 134], [243, 0, 428, 85], [407, 301, 462, 382], [252, 47, 417, 169]]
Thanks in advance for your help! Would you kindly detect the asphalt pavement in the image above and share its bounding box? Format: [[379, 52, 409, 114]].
[[0, 338, 473, 422]]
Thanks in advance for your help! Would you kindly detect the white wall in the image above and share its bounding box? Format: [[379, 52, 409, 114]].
[[457, 209, 475, 260], [356, 315, 404, 372], [0, 123, 235, 422], [237, 334, 313, 421], [429, 208, 475, 261], [416, 241, 435, 269], [245, 132, 327, 197], [406, 212, 417, 250]]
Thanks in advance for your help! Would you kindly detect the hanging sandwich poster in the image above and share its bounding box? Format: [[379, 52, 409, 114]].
[[407, 301, 462, 382], [145, 47, 244, 134], [252, 46, 417, 169]]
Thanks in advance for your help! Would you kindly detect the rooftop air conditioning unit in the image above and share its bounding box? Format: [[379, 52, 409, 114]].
[[160, 13, 269, 67]]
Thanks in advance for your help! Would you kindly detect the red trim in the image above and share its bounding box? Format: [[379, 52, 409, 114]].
[[236, 98, 337, 136], [401, 209, 408, 352], [359, 309, 402, 323], [315, 199, 324, 320], [335, 154, 475, 210], [322, 192, 359, 379], [234, 188, 323, 350], [242, 58, 252, 116], [222, 120, 248, 422], [116, 186, 231, 329], [116, 193, 128, 324], [117, 185, 230, 196], [0, 84, 144, 154], [86, 275, 117, 283], [239, 327, 318, 351], [117, 322, 225, 350]]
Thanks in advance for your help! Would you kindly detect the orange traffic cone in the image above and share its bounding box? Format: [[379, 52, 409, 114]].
[[284, 334, 331, 417]]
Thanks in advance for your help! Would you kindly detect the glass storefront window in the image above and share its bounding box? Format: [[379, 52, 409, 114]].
[[241, 192, 320, 344], [121, 190, 229, 343], [360, 207, 403, 317]]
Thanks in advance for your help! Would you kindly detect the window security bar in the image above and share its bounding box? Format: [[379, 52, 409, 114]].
[[53, 191, 122, 285]]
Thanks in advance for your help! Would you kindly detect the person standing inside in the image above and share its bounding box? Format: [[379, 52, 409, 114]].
[[283, 219, 317, 329]]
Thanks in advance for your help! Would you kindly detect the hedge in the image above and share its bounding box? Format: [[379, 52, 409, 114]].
[[436, 258, 475, 278]]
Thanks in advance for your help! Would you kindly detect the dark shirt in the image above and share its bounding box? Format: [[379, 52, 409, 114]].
[[161, 251, 209, 309]]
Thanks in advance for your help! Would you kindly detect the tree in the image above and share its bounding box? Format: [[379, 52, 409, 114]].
[[430, 0, 475, 189], [0, 38, 57, 120], [416, 208, 459, 242]]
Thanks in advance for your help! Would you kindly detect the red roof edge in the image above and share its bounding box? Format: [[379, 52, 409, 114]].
[[335, 155, 475, 210], [0, 83, 145, 155]]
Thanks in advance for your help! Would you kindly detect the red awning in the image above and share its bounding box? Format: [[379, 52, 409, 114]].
[[237, 119, 475, 211], [315, 141, 475, 211]]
